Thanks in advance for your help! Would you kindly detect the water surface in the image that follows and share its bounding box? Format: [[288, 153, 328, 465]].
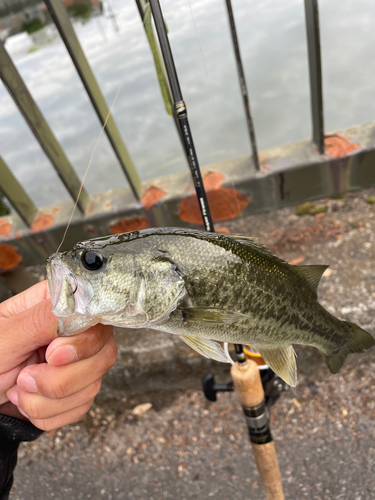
[[1, 0, 374, 208]]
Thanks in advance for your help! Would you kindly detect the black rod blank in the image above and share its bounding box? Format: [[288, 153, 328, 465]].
[[148, 0, 214, 232], [225, 0, 260, 171], [304, 0, 324, 154]]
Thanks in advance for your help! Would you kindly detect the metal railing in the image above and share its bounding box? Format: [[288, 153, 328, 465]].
[[304, 0, 324, 154], [0, 0, 374, 268]]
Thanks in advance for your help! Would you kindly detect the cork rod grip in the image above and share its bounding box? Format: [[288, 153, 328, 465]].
[[252, 442, 284, 500], [231, 360, 284, 500], [231, 358, 265, 407]]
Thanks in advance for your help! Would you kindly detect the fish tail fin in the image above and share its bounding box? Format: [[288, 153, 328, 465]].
[[325, 321, 374, 374]]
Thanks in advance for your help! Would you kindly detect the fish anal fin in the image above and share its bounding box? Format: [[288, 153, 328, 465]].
[[180, 336, 233, 364], [293, 265, 329, 294], [254, 344, 297, 387], [180, 307, 247, 324]]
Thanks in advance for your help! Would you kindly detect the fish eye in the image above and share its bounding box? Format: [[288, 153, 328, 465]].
[[81, 250, 104, 271]]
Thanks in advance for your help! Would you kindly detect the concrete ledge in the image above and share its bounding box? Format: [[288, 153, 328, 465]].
[[1, 121, 375, 267]]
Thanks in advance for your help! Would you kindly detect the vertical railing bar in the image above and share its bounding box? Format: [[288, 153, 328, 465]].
[[304, 0, 324, 154], [44, 0, 142, 200], [224, 0, 260, 171], [0, 41, 89, 213], [135, 0, 146, 21], [0, 155, 38, 227], [135, 0, 186, 152], [148, 0, 214, 232]]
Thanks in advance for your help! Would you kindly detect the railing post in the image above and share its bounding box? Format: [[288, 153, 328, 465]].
[[304, 0, 324, 154], [0, 40, 89, 212], [44, 0, 142, 200], [224, 0, 260, 171], [0, 155, 38, 226]]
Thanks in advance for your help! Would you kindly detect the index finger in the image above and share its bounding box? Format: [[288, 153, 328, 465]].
[[0, 280, 50, 318]]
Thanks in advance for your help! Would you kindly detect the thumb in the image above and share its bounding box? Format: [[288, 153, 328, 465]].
[[1, 299, 58, 372]]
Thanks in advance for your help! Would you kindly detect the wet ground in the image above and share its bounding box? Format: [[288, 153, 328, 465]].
[[8, 188, 375, 499]]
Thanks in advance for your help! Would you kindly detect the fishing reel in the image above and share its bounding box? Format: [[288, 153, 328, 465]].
[[202, 344, 289, 407]]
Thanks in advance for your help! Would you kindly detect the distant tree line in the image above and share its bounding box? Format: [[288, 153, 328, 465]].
[[0, 0, 41, 17]]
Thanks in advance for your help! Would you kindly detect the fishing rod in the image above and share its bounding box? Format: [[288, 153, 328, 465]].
[[224, 0, 260, 171], [148, 1, 284, 497], [148, 0, 214, 233]]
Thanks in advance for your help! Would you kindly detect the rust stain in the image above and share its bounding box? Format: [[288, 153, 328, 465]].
[[216, 226, 231, 234], [203, 172, 223, 190], [179, 172, 250, 224], [289, 256, 305, 265], [141, 186, 166, 210], [109, 217, 149, 235], [0, 219, 12, 237], [31, 214, 54, 232], [324, 135, 359, 159], [85, 224, 96, 235], [0, 243, 22, 271], [52, 207, 61, 215]]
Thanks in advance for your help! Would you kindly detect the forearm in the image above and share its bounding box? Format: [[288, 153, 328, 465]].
[[0, 414, 43, 500]]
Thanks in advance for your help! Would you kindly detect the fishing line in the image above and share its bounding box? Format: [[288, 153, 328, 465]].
[[56, 78, 127, 253], [57, 8, 155, 253], [56, 5, 155, 254], [57, 2, 248, 253]]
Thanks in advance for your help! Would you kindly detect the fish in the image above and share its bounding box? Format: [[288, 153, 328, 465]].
[[46, 227, 374, 386]]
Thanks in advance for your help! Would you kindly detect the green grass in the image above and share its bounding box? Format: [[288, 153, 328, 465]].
[[0, 194, 10, 217], [67, 2, 93, 20], [21, 18, 45, 34]]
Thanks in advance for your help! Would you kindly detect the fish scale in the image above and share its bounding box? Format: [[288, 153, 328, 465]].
[[46, 227, 374, 386]]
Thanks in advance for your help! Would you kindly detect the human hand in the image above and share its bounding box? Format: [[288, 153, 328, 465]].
[[0, 280, 118, 430]]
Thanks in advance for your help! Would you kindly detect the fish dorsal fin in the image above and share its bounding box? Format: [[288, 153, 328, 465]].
[[292, 265, 329, 294], [254, 344, 297, 387], [180, 335, 234, 364], [225, 234, 286, 263], [180, 306, 248, 324]]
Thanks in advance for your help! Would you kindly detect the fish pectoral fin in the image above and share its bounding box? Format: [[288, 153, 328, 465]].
[[293, 265, 329, 295], [180, 307, 248, 324], [180, 336, 234, 364], [254, 344, 297, 387]]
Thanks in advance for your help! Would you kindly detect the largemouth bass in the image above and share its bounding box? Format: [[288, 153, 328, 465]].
[[46, 227, 374, 386]]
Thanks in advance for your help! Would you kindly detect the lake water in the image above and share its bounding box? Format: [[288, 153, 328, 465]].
[[1, 0, 375, 208]]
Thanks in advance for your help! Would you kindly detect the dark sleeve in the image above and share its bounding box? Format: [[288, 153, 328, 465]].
[[0, 415, 43, 500]]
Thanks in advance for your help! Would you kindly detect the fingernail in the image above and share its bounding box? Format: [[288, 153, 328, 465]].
[[47, 345, 78, 366], [7, 389, 18, 406], [18, 408, 29, 419], [17, 373, 37, 393]]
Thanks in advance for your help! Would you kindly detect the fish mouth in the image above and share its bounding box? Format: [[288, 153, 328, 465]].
[[47, 254, 76, 317], [47, 253, 94, 323]]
